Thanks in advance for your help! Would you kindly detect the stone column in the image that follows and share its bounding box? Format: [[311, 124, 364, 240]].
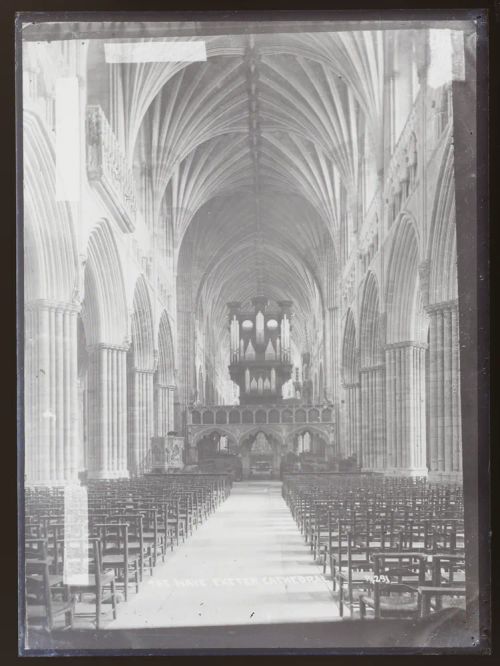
[[87, 344, 129, 479], [427, 301, 462, 480], [128, 367, 155, 475], [325, 307, 341, 404], [176, 270, 195, 435], [327, 307, 342, 454], [24, 300, 81, 485], [167, 385, 175, 432], [343, 382, 360, 462], [155, 383, 176, 437], [385, 342, 428, 476], [360, 365, 386, 470]]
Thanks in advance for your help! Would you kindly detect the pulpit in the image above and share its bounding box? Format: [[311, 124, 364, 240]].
[[150, 436, 185, 472]]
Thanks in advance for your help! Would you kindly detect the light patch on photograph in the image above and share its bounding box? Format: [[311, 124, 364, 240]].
[[63, 484, 90, 586], [104, 41, 207, 63], [428, 29, 465, 88], [55, 76, 80, 201]]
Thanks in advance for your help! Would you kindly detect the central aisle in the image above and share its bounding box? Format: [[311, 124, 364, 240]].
[[108, 481, 339, 628]]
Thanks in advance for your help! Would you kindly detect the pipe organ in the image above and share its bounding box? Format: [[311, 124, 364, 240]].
[[228, 298, 293, 404]]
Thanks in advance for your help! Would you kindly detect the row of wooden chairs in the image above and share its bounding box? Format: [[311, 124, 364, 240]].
[[283, 474, 466, 621], [24, 474, 232, 631]]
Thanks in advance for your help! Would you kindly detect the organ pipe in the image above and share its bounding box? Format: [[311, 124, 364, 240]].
[[256, 310, 264, 345]]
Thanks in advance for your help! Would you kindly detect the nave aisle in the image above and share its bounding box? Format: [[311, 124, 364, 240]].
[[108, 481, 339, 628]]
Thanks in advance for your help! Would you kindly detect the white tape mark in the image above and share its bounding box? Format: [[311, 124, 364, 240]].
[[63, 484, 89, 586], [104, 41, 207, 64], [55, 76, 80, 202], [428, 29, 465, 89]]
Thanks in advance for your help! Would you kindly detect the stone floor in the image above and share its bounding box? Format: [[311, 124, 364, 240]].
[[105, 480, 339, 629]]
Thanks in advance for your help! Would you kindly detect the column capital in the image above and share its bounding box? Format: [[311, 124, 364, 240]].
[[360, 363, 385, 373], [86, 342, 130, 353], [156, 382, 170, 390], [384, 340, 428, 351], [131, 366, 156, 375], [425, 299, 459, 314], [25, 299, 81, 314], [342, 381, 360, 389]]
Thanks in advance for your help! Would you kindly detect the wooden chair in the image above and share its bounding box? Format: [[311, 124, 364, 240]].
[[97, 522, 140, 601], [431, 553, 466, 587], [358, 552, 427, 620], [329, 518, 351, 590], [67, 537, 118, 630], [178, 494, 194, 538], [418, 586, 467, 618], [25, 537, 49, 562], [311, 502, 331, 561], [122, 513, 154, 580], [423, 553, 466, 613], [25, 559, 75, 631], [140, 508, 166, 566], [336, 530, 375, 617]]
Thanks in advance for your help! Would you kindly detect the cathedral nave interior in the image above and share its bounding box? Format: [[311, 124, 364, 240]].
[[21, 19, 479, 649]]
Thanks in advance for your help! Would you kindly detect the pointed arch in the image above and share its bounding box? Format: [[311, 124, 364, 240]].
[[193, 426, 239, 449], [385, 217, 427, 344], [130, 275, 155, 371], [239, 427, 285, 448], [341, 309, 359, 385], [23, 111, 78, 303], [359, 271, 383, 367], [83, 220, 128, 346], [428, 143, 458, 304], [157, 310, 175, 385]]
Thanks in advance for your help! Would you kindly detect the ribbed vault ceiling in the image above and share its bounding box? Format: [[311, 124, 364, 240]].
[[124, 29, 386, 360]]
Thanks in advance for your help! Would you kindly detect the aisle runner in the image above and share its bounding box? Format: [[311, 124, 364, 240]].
[[108, 481, 339, 628]]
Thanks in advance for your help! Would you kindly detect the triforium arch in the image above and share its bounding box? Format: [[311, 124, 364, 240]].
[[156, 310, 176, 437], [341, 309, 360, 463], [384, 217, 428, 475], [425, 142, 462, 478], [23, 110, 80, 485], [128, 276, 156, 475], [359, 271, 386, 470], [83, 220, 130, 479]]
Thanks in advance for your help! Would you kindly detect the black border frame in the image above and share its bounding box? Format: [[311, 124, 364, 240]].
[[13, 7, 491, 657]]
